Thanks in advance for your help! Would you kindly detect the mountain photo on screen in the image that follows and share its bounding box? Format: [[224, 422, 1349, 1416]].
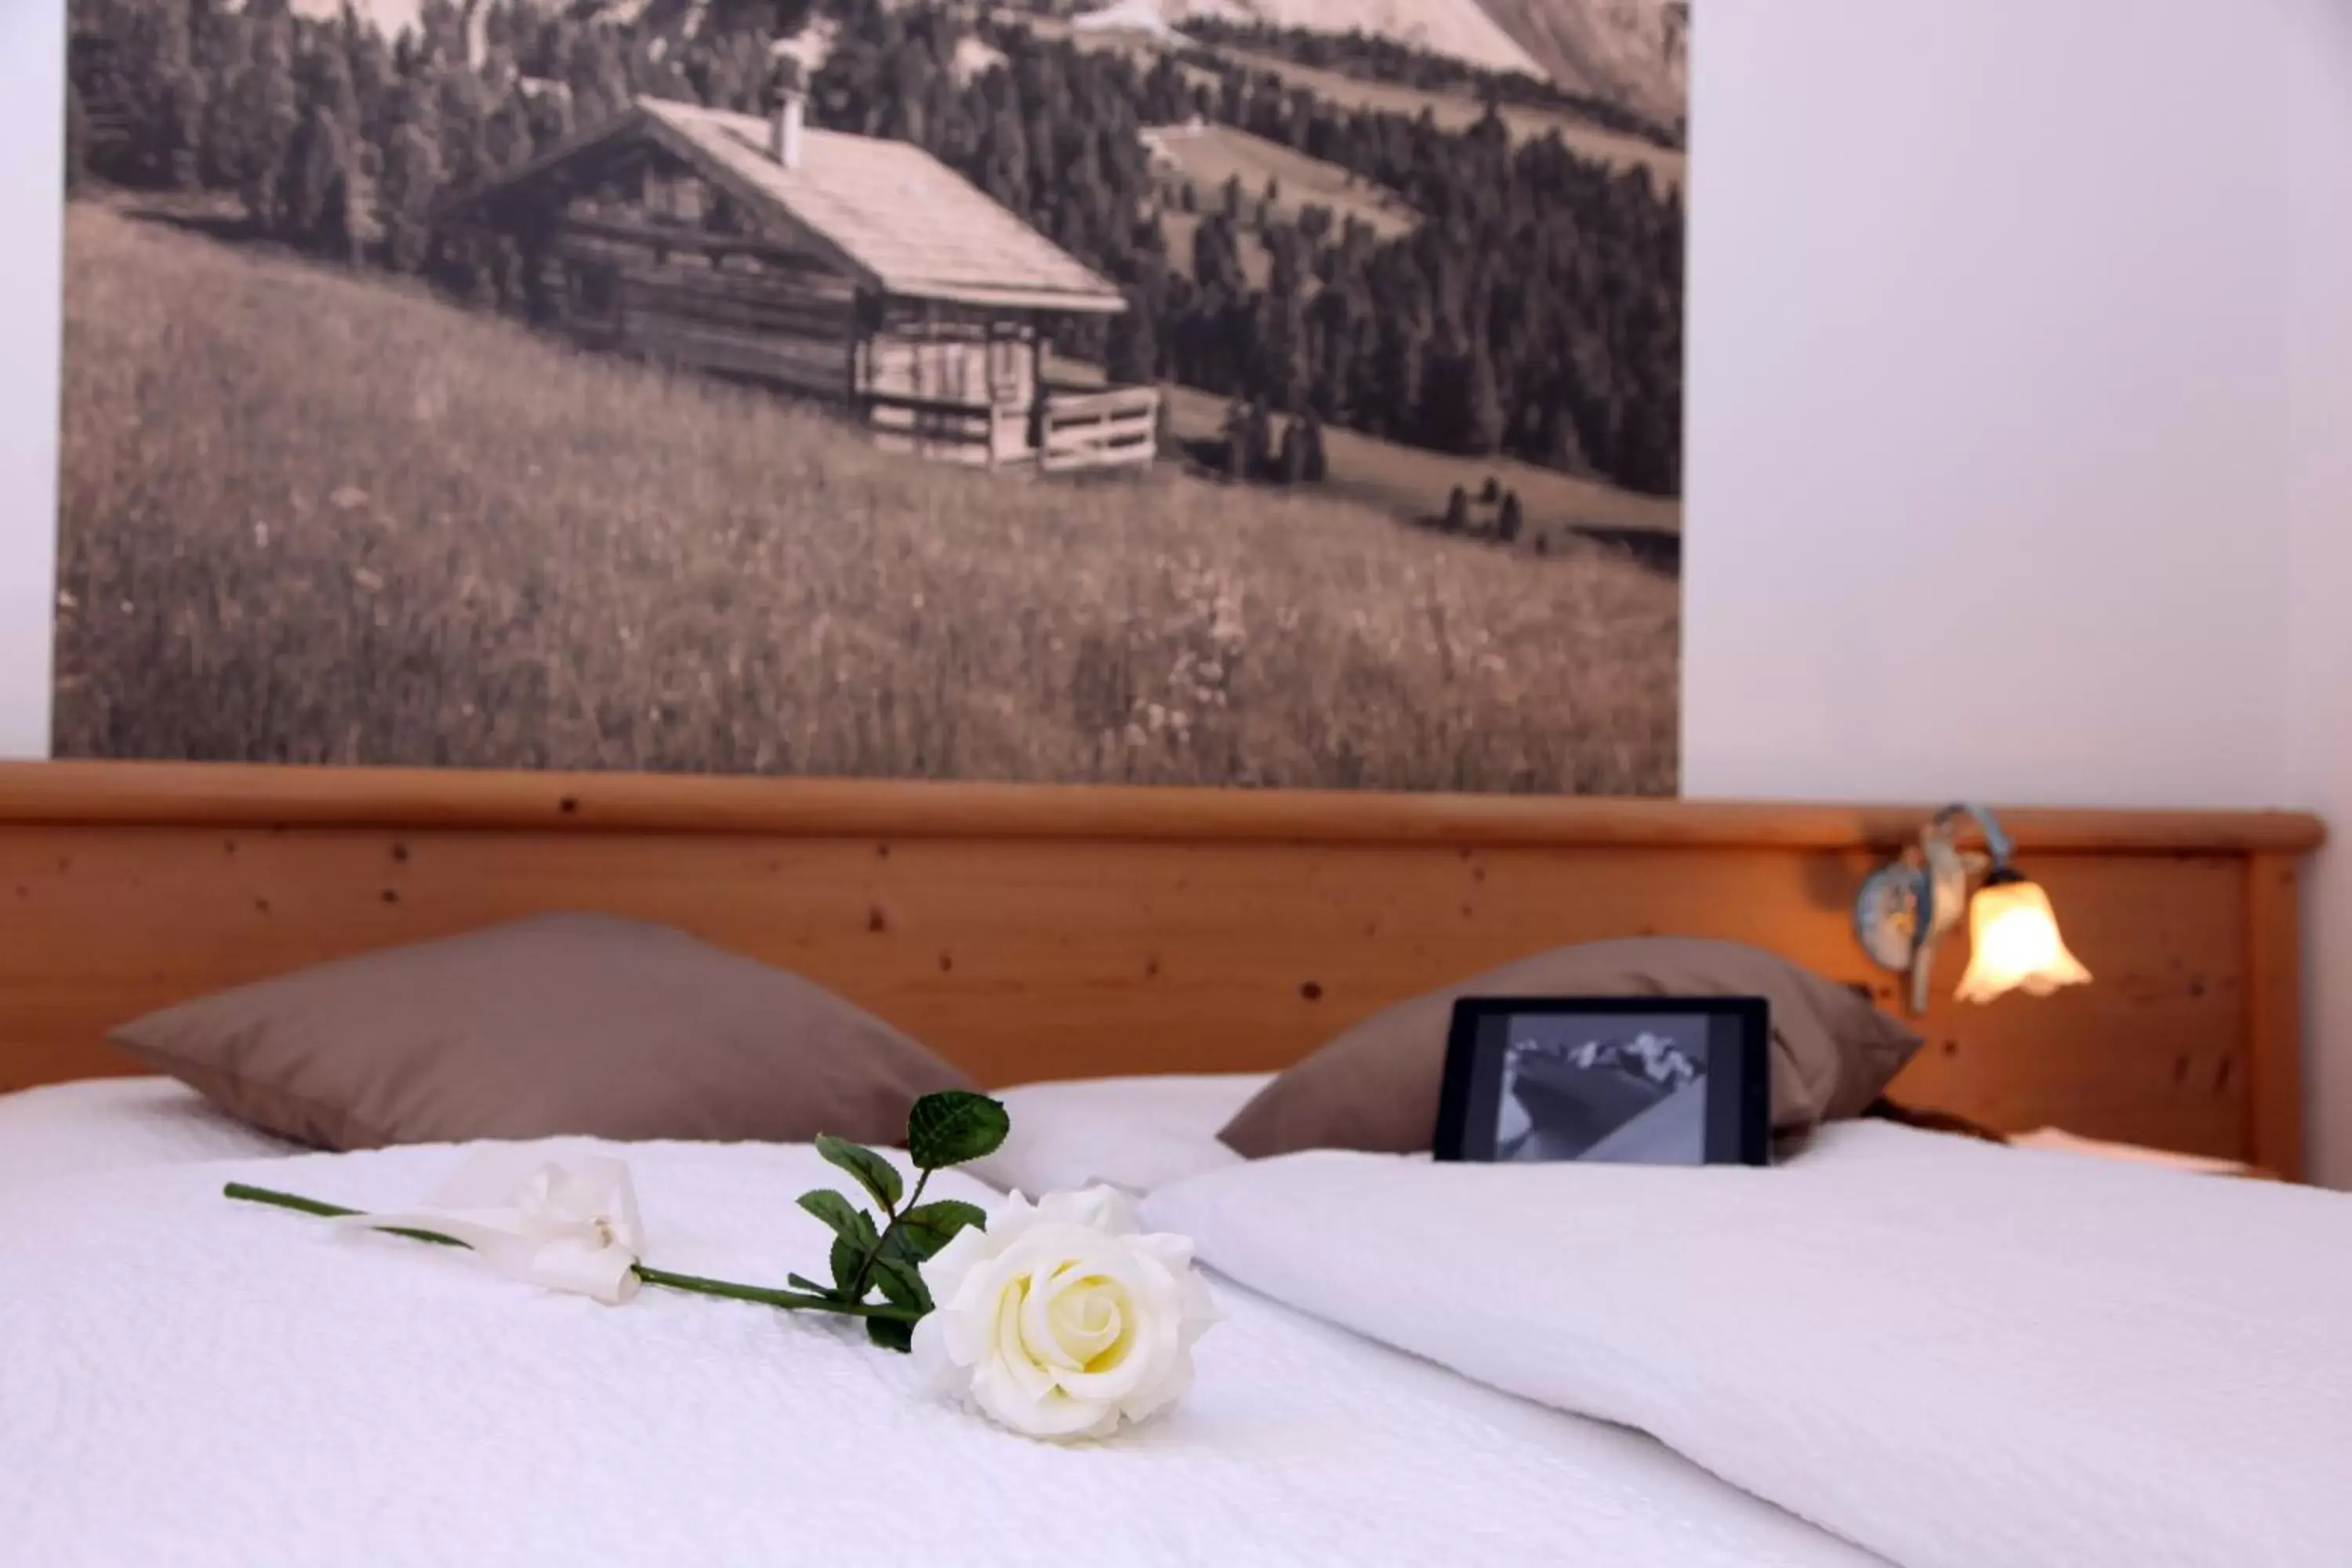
[[55, 0, 1685, 793], [1497, 1013, 1708, 1164]]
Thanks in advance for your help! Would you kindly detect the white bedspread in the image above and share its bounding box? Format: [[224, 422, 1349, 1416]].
[[0, 1139, 1878, 1568], [1143, 1122, 2352, 1568], [0, 1077, 296, 1191]]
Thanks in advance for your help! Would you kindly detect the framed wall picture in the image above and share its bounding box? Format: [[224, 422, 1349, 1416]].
[[54, 0, 1686, 796]]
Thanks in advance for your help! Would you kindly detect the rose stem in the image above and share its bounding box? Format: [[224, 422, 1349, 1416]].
[[223, 1183, 919, 1322]]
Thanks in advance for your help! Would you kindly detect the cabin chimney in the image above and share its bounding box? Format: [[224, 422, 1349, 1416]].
[[771, 89, 805, 170]]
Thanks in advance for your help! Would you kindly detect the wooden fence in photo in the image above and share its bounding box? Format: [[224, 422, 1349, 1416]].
[[1039, 386, 1160, 474], [861, 384, 1160, 472]]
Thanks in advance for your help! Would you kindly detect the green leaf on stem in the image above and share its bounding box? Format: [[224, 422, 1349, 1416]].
[[785, 1272, 834, 1299], [814, 1134, 903, 1211], [829, 1211, 881, 1299], [866, 1316, 916, 1353], [797, 1188, 869, 1242], [894, 1199, 989, 1262], [869, 1250, 931, 1316], [906, 1091, 1011, 1170], [800, 1189, 883, 1299]]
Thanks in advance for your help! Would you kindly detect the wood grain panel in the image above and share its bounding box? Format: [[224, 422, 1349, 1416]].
[[0, 770, 2304, 1168], [2245, 851, 2308, 1178], [0, 761, 2327, 851], [1881, 853, 2249, 1156]]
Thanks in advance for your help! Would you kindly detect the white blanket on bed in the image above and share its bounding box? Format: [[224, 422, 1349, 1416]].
[[0, 1077, 296, 1189], [1143, 1122, 2352, 1568], [0, 1139, 1875, 1568]]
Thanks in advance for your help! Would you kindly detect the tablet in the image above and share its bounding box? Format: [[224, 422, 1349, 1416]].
[[1433, 997, 1771, 1167]]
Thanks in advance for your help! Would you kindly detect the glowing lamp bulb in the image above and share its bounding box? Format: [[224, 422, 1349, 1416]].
[[1954, 877, 2092, 1004]]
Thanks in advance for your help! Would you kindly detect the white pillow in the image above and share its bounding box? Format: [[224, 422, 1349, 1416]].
[[964, 1073, 1270, 1196], [0, 1076, 299, 1192]]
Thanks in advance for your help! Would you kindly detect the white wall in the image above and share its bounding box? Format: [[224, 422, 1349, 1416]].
[[0, 0, 63, 760], [2285, 2, 2352, 1190], [1683, 0, 2352, 1184], [1682, 0, 2298, 808]]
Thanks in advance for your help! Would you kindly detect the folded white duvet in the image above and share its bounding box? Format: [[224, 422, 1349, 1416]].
[[1143, 1123, 2352, 1568], [0, 1139, 1880, 1568]]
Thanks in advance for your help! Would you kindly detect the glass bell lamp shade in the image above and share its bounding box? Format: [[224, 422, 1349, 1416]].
[[1954, 875, 2092, 1004]]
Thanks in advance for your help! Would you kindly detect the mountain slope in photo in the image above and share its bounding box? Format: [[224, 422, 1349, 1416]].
[[294, 0, 1682, 128], [55, 205, 1678, 790], [1061, 0, 1684, 128], [1472, 0, 1686, 126], [1179, 0, 1541, 77]]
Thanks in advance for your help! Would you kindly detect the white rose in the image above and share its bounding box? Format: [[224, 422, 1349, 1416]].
[[913, 1186, 1217, 1441]]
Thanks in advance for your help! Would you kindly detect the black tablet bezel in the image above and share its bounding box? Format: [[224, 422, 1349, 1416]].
[[1432, 996, 1772, 1167]]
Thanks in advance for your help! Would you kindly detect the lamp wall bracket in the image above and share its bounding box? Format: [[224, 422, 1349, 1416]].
[[1853, 802, 2014, 1014]]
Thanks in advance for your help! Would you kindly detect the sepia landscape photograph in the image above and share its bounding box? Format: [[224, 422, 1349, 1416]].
[[53, 0, 1687, 793]]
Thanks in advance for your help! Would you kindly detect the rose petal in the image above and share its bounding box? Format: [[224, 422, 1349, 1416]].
[[989, 1272, 1058, 1403], [1017, 1261, 1087, 1372], [1124, 1230, 1199, 1276], [1033, 1186, 1140, 1236], [971, 1352, 1125, 1440], [910, 1308, 960, 1390], [918, 1222, 996, 1308], [1040, 1254, 1167, 1406], [1118, 1334, 1193, 1424], [1041, 1269, 1126, 1366]]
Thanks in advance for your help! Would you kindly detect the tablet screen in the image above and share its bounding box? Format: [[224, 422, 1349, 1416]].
[[1436, 999, 1769, 1166]]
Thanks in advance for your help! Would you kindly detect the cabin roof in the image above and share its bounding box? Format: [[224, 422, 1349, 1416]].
[[452, 97, 1127, 316]]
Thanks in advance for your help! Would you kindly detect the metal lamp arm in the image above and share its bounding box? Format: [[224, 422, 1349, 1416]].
[[1932, 802, 2015, 873], [1853, 803, 2020, 1015]]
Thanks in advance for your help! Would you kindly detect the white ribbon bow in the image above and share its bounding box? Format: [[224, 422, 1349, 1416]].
[[335, 1149, 647, 1305]]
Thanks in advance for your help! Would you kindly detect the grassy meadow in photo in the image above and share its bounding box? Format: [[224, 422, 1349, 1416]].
[[53, 205, 1678, 793]]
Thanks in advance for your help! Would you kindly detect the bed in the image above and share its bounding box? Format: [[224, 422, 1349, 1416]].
[[0, 760, 2337, 1567]]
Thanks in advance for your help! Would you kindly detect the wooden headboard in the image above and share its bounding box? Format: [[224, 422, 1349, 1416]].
[[0, 761, 2323, 1175]]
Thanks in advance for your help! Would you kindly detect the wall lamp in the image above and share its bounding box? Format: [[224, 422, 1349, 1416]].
[[1853, 804, 2092, 1015]]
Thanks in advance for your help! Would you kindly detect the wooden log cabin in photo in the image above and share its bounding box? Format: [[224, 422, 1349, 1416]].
[[438, 93, 1160, 473]]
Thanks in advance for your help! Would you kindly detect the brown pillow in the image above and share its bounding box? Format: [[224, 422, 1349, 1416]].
[[109, 913, 973, 1151], [1218, 937, 1922, 1159]]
